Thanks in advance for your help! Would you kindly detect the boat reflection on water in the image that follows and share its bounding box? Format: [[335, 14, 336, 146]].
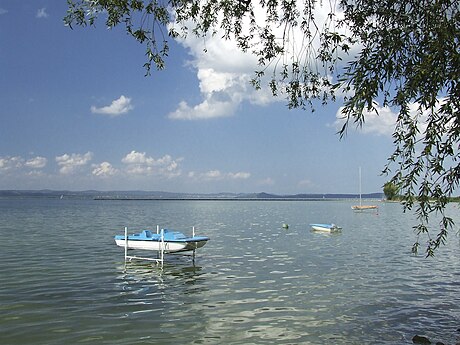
[[118, 257, 204, 281], [113, 260, 210, 340]]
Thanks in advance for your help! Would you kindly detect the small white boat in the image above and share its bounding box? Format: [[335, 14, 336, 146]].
[[114, 228, 209, 253], [310, 223, 342, 232]]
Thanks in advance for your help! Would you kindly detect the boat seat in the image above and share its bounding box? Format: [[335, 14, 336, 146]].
[[141, 230, 153, 238]]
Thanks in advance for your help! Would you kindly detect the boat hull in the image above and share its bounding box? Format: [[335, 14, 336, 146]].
[[310, 223, 342, 232], [114, 238, 208, 253], [351, 205, 378, 210], [114, 229, 209, 253]]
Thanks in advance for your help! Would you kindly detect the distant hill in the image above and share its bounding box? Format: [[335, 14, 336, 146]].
[[0, 190, 384, 200]]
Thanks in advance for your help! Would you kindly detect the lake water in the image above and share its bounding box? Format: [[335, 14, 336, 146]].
[[0, 198, 459, 345]]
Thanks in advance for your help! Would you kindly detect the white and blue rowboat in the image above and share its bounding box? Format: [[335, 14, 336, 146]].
[[115, 229, 209, 253], [310, 223, 342, 233]]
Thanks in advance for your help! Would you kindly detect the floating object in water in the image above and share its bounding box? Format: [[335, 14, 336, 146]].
[[115, 226, 210, 266], [114, 228, 209, 253], [352, 167, 378, 210], [282, 223, 289, 229], [310, 223, 342, 233]]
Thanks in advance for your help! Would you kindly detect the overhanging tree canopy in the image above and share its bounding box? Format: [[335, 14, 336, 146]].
[[64, 0, 460, 256]]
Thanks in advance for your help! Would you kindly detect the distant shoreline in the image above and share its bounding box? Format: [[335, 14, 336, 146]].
[[3, 191, 457, 202], [93, 197, 365, 201], [0, 189, 384, 201]]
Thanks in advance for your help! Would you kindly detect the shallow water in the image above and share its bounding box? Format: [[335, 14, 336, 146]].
[[0, 198, 459, 344]]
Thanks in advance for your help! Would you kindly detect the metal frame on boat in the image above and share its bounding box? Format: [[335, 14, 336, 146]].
[[115, 226, 209, 265]]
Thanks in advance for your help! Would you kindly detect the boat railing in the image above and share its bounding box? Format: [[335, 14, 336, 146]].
[[124, 225, 166, 265], [123, 225, 199, 267]]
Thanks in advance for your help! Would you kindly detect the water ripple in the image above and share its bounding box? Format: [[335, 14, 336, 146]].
[[1, 199, 459, 344]]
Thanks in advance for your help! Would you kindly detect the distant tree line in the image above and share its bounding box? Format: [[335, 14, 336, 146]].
[[384, 182, 460, 202]]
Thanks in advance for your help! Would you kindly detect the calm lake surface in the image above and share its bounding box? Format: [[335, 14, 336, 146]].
[[0, 198, 459, 345]]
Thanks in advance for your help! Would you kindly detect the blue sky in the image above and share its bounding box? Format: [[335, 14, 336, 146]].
[[0, 1, 398, 194]]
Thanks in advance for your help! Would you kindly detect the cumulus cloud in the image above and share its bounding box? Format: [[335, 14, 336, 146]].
[[56, 152, 93, 174], [25, 156, 47, 169], [169, 98, 237, 120], [0, 156, 23, 171], [203, 170, 223, 179], [0, 155, 47, 174], [334, 103, 397, 137], [91, 95, 133, 116], [92, 162, 118, 177], [26, 170, 46, 177], [360, 106, 397, 137], [169, 2, 349, 120], [121, 151, 152, 165], [121, 150, 182, 178], [228, 172, 251, 179], [36, 8, 48, 19], [169, 14, 278, 120], [333, 98, 451, 138]]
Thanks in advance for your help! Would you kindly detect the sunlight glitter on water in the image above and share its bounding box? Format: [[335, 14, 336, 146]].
[[0, 198, 459, 345]]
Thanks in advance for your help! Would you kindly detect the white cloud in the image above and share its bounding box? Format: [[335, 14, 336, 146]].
[[0, 155, 47, 174], [121, 150, 163, 165], [203, 170, 223, 179], [121, 150, 182, 178], [333, 98, 452, 138], [169, 99, 236, 120], [0, 156, 23, 171], [169, 14, 277, 120], [56, 152, 93, 174], [26, 170, 46, 177], [169, 1, 348, 120], [92, 162, 118, 177], [334, 103, 397, 137], [228, 172, 251, 179], [36, 8, 48, 19], [91, 95, 133, 116], [25, 156, 47, 169], [360, 106, 397, 136]]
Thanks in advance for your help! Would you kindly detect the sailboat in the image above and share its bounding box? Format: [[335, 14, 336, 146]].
[[351, 167, 378, 210]]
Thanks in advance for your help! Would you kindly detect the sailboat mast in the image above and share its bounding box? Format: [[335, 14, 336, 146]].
[[351, 167, 378, 211]]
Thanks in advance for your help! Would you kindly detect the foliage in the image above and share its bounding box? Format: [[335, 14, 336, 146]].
[[64, 0, 460, 256], [383, 182, 399, 201]]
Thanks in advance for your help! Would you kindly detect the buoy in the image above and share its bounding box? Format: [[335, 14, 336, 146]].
[[282, 223, 289, 229]]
